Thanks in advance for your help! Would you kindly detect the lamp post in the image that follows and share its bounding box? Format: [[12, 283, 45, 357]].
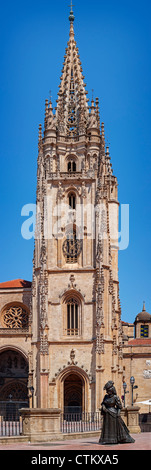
[[123, 382, 129, 408], [130, 376, 138, 406]]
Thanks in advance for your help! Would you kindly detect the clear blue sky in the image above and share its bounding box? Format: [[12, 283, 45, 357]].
[[0, 0, 151, 323]]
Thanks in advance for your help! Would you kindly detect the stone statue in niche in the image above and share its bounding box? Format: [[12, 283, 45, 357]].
[[99, 381, 135, 445]]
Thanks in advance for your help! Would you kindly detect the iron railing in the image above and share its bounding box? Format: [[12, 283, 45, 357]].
[[0, 404, 102, 437], [0, 401, 28, 436], [61, 411, 102, 434]]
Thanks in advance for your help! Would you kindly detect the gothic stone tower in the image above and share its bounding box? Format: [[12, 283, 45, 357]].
[[30, 7, 123, 412]]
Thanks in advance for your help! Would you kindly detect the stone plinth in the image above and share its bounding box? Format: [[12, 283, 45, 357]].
[[127, 406, 141, 433], [20, 408, 62, 443], [120, 408, 127, 426]]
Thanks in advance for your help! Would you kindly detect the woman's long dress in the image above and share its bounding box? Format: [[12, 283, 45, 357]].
[[99, 394, 135, 445]]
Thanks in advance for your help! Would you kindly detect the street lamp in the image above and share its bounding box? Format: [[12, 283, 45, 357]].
[[123, 382, 129, 408], [130, 376, 138, 406]]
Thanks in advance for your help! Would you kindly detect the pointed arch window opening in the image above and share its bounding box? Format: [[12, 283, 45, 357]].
[[65, 297, 81, 336], [68, 160, 77, 172], [68, 193, 76, 210], [67, 299, 79, 336]]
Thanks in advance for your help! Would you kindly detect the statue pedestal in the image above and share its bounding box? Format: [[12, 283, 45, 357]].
[[127, 406, 141, 434], [120, 407, 127, 426], [20, 408, 62, 443]]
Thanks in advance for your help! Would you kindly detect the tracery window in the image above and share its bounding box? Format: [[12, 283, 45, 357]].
[[66, 298, 79, 336], [1, 305, 29, 329], [62, 229, 82, 264]]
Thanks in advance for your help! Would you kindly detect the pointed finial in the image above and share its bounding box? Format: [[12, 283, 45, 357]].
[[69, 1, 75, 22], [38, 124, 43, 150], [95, 97, 100, 128], [101, 122, 105, 138], [45, 99, 48, 115], [143, 301, 146, 312], [105, 146, 113, 175], [69, 1, 75, 38], [90, 94, 95, 112], [38, 124, 42, 139], [44, 100, 49, 130]]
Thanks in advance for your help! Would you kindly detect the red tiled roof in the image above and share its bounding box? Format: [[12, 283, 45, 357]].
[[128, 338, 151, 346], [0, 279, 32, 289]]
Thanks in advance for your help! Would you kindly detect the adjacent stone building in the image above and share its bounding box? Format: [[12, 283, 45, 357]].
[[0, 8, 150, 416], [122, 303, 151, 413]]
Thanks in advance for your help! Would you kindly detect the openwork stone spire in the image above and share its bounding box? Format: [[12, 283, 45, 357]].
[[55, 6, 89, 137]]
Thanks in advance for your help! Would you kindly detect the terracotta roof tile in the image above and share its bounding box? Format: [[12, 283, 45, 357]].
[[128, 338, 151, 346], [0, 279, 32, 289]]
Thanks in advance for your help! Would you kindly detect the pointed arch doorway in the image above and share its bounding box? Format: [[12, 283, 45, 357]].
[[64, 373, 84, 414], [0, 348, 29, 420]]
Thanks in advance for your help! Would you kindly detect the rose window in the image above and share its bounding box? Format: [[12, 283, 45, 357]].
[[2, 305, 28, 329]]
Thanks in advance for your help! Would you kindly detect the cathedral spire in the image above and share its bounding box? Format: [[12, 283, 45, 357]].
[[55, 2, 89, 136]]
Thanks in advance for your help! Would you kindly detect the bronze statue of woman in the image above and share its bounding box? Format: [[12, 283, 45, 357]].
[[99, 381, 135, 445]]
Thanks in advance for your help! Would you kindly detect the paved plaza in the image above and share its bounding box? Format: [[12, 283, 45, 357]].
[[0, 433, 150, 451]]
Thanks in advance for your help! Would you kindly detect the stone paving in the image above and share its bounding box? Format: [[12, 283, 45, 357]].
[[0, 433, 150, 450]]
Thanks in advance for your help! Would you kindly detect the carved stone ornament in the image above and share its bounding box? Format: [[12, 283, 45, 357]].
[[1, 305, 28, 329], [59, 275, 85, 303], [40, 238, 47, 265], [70, 349, 76, 364], [57, 182, 65, 200], [146, 360, 151, 366], [40, 331, 49, 356], [112, 335, 118, 356], [100, 208, 107, 235], [143, 370, 151, 379], [96, 329, 104, 355], [81, 182, 87, 198], [69, 274, 76, 288], [96, 235, 103, 264], [62, 236, 82, 262], [118, 341, 123, 360], [28, 351, 33, 372]]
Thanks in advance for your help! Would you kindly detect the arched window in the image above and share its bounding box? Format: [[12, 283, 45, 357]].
[[68, 160, 76, 172], [68, 193, 76, 210], [67, 299, 79, 336], [62, 291, 83, 338]]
